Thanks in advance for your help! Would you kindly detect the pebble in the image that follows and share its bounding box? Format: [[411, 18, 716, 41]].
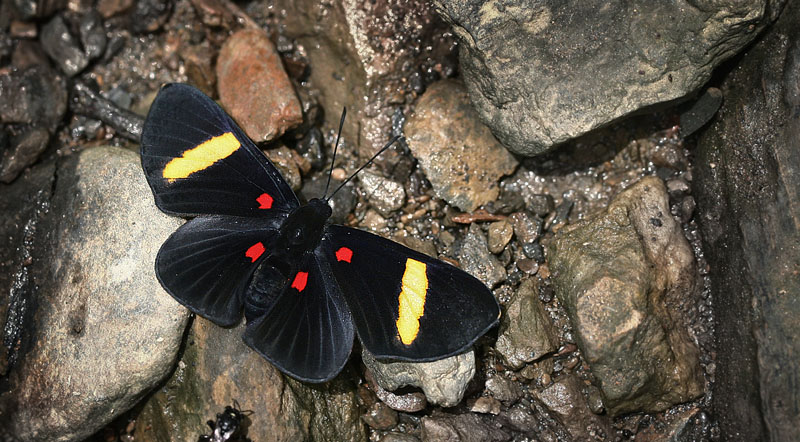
[[456, 224, 507, 288], [487, 220, 513, 254], [359, 170, 406, 217], [0, 126, 50, 183], [528, 194, 555, 217], [40, 14, 89, 77], [362, 402, 399, 430], [470, 396, 502, 415], [265, 145, 302, 191], [0, 65, 67, 127], [294, 127, 325, 170], [79, 10, 106, 61], [217, 28, 303, 142]]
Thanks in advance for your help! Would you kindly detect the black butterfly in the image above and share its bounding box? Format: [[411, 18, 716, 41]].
[[140, 83, 500, 382]]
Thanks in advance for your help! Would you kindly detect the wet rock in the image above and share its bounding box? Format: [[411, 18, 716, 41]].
[[420, 412, 510, 442], [509, 212, 543, 245], [495, 278, 558, 369], [11, 40, 49, 69], [275, 0, 458, 161], [129, 0, 172, 33], [433, 0, 778, 155], [0, 160, 56, 385], [486, 220, 513, 254], [692, 3, 800, 439], [527, 194, 555, 218], [294, 126, 325, 170], [470, 396, 501, 415], [69, 81, 144, 142], [40, 14, 89, 77], [363, 402, 398, 430], [359, 170, 406, 217], [549, 176, 703, 415], [136, 316, 365, 441], [0, 126, 50, 183], [484, 375, 522, 404], [365, 369, 427, 413], [79, 10, 106, 61], [12, 0, 65, 20], [405, 80, 518, 211], [0, 65, 67, 127], [380, 433, 419, 442], [264, 145, 302, 191], [363, 348, 475, 407], [456, 224, 506, 288], [636, 407, 713, 442], [0, 147, 189, 441], [533, 374, 613, 440], [217, 28, 302, 142]]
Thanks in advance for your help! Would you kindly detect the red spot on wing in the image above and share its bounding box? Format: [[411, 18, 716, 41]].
[[257, 193, 273, 209], [245, 242, 265, 262], [335, 247, 353, 263], [291, 271, 308, 292]]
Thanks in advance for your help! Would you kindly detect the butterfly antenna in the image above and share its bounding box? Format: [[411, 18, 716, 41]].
[[325, 135, 402, 202], [323, 107, 347, 199]]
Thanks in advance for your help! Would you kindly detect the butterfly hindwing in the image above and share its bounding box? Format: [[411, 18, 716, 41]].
[[321, 225, 501, 361], [141, 83, 299, 217], [242, 253, 355, 382], [156, 214, 285, 326]]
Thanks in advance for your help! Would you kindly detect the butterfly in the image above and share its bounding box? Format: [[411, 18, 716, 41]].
[[140, 83, 500, 382]]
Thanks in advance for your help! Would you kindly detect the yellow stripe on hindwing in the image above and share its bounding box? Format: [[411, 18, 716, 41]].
[[396, 258, 428, 345], [163, 132, 240, 182]]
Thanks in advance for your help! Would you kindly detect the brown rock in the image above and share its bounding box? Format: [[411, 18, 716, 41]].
[[216, 29, 302, 142], [405, 80, 518, 212]]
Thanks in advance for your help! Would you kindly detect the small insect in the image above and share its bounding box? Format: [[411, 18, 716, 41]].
[[140, 83, 500, 382], [198, 401, 252, 442]]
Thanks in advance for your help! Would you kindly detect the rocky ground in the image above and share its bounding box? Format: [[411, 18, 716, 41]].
[[1, 1, 797, 441]]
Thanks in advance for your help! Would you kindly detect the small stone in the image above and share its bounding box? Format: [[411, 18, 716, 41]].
[[362, 209, 388, 231], [487, 220, 513, 254], [456, 224, 506, 288], [380, 433, 420, 442], [97, 0, 135, 18], [294, 127, 325, 170], [0, 126, 50, 183], [405, 80, 518, 212], [180, 43, 216, 97], [363, 348, 475, 407], [79, 10, 106, 61], [495, 278, 559, 369], [9, 21, 37, 38], [40, 14, 89, 77], [485, 375, 523, 404], [516, 258, 538, 274], [421, 413, 510, 442], [359, 170, 406, 217], [509, 212, 543, 244], [129, 0, 172, 33], [265, 145, 302, 191], [470, 396, 501, 415], [0, 66, 67, 128], [363, 402, 398, 430], [217, 29, 302, 142], [528, 194, 555, 217]]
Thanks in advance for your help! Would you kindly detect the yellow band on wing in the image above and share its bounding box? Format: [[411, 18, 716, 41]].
[[163, 132, 240, 182], [396, 258, 428, 345]]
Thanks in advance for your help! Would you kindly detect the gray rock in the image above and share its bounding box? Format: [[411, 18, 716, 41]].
[[405, 80, 518, 211], [40, 14, 90, 77], [549, 176, 703, 415], [0, 126, 50, 183], [363, 348, 475, 407], [359, 170, 406, 217], [421, 412, 511, 442], [0, 146, 189, 441], [433, 0, 782, 155], [456, 224, 506, 288], [495, 278, 558, 369], [484, 375, 522, 404], [692, 2, 800, 439], [136, 316, 366, 441], [0, 65, 67, 127], [533, 374, 613, 439]]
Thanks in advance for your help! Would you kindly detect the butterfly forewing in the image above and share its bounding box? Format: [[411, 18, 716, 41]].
[[156, 215, 284, 326], [141, 83, 299, 217], [242, 253, 355, 382], [321, 225, 500, 361]]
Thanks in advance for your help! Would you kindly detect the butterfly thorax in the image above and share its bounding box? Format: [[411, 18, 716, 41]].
[[242, 198, 332, 322]]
